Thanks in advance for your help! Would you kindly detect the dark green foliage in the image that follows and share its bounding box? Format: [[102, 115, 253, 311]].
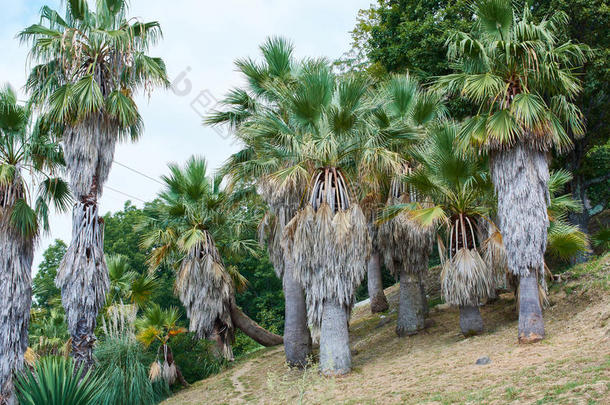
[[94, 337, 170, 405], [166, 333, 224, 383], [15, 357, 102, 405], [232, 254, 284, 335], [355, 267, 395, 302], [32, 239, 66, 308], [103, 202, 148, 274]]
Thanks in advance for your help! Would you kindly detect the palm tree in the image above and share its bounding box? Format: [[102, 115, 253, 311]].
[[140, 157, 282, 360], [270, 64, 397, 375], [374, 75, 445, 336], [0, 85, 70, 405], [400, 123, 498, 336], [436, 0, 589, 343], [136, 304, 188, 387], [207, 37, 312, 367], [19, 0, 168, 367]]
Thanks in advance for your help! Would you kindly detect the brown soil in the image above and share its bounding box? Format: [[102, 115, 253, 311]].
[[163, 254, 610, 404]]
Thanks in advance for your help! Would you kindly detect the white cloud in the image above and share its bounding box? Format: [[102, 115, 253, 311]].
[[1, 0, 372, 272]]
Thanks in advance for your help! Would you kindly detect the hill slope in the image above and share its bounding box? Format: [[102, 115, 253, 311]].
[[164, 255, 610, 404]]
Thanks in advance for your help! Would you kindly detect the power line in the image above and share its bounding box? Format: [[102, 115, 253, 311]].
[[105, 185, 147, 203], [113, 161, 164, 185]]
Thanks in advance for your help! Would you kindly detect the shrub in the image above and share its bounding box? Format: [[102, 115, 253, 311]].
[[95, 337, 170, 405]]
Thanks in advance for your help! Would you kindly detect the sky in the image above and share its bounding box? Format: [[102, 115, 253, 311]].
[[0, 0, 373, 272]]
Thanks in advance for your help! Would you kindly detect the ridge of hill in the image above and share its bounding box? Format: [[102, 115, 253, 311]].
[[164, 254, 610, 404]]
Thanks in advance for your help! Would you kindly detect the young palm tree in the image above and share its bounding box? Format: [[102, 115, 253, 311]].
[[19, 0, 168, 367], [140, 157, 282, 360], [401, 123, 498, 336], [0, 85, 70, 405], [436, 0, 589, 343], [207, 37, 312, 367], [136, 304, 188, 387], [374, 75, 445, 336]]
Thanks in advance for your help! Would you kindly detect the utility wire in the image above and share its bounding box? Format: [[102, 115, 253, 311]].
[[113, 160, 164, 185], [105, 185, 147, 203]]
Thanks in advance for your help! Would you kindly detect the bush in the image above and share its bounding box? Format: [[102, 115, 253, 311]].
[[95, 337, 170, 405], [15, 356, 102, 405], [166, 333, 224, 383]]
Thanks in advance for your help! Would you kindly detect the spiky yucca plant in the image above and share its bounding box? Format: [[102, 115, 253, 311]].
[[19, 0, 168, 368], [436, 0, 589, 343], [0, 85, 70, 405], [14, 356, 102, 405]]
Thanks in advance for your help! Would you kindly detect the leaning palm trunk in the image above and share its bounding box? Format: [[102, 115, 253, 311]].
[[490, 142, 549, 343], [379, 171, 433, 336], [0, 179, 33, 405], [283, 168, 370, 375], [259, 178, 311, 367], [176, 233, 235, 360], [56, 122, 117, 371]]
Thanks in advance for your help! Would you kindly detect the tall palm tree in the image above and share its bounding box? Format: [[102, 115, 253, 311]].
[[436, 0, 589, 343], [374, 75, 445, 336], [272, 64, 399, 375], [19, 0, 168, 367], [140, 157, 282, 360], [401, 123, 498, 336], [0, 85, 70, 405], [207, 37, 312, 367]]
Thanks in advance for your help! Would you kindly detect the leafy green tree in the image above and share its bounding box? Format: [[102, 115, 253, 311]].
[[20, 0, 168, 370], [435, 0, 589, 343], [32, 239, 67, 309]]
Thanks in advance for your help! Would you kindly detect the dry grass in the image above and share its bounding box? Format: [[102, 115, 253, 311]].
[[163, 254, 610, 405]]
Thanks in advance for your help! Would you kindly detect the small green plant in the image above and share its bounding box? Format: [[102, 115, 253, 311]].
[[14, 356, 101, 405]]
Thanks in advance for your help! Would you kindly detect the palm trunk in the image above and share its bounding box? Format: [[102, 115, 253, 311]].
[[212, 322, 234, 361], [56, 179, 109, 373], [518, 271, 545, 343], [319, 300, 351, 376], [459, 305, 483, 337], [367, 251, 388, 313], [396, 268, 425, 337], [0, 229, 33, 405], [230, 303, 283, 347], [419, 272, 428, 317], [282, 262, 311, 367], [490, 143, 549, 343]]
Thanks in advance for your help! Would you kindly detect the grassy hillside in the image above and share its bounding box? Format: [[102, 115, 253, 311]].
[[164, 255, 610, 404]]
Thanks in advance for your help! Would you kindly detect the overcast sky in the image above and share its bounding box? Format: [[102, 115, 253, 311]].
[[0, 0, 372, 272]]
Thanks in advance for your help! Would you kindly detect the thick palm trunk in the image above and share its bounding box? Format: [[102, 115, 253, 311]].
[[518, 271, 545, 343], [230, 303, 283, 347], [490, 143, 549, 343], [396, 269, 425, 337], [0, 230, 33, 405], [56, 181, 109, 372], [419, 273, 428, 317], [282, 262, 311, 367], [319, 300, 351, 375], [367, 251, 388, 313], [459, 305, 483, 337]]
